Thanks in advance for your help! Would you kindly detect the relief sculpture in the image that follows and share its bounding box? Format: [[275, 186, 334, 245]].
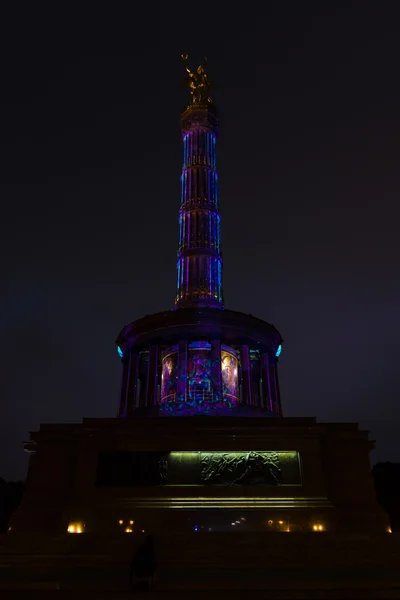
[[199, 451, 283, 486], [157, 454, 169, 484]]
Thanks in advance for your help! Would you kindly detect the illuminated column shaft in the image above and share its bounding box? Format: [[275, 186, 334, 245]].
[[240, 345, 252, 407], [210, 339, 222, 400], [260, 352, 283, 416], [270, 364, 283, 416], [175, 104, 223, 309], [117, 357, 129, 417], [118, 353, 139, 417]]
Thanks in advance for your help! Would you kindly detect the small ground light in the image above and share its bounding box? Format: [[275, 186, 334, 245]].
[[268, 520, 273, 525], [387, 526, 392, 533], [67, 522, 84, 534], [318, 525, 323, 531], [141, 529, 145, 533], [278, 520, 284, 525], [119, 520, 123, 525], [129, 520, 134, 525]]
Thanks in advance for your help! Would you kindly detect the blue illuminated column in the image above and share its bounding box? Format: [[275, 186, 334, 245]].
[[175, 103, 223, 309]]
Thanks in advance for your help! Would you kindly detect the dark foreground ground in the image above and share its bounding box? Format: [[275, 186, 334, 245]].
[[1, 532, 400, 598]]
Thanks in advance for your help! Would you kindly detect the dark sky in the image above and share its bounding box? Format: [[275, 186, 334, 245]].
[[1, 3, 400, 480]]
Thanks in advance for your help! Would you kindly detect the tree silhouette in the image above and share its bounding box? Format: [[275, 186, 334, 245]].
[[0, 478, 24, 533], [372, 462, 400, 532]]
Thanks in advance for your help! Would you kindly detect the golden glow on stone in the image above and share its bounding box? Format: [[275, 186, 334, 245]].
[[67, 522, 84, 534]]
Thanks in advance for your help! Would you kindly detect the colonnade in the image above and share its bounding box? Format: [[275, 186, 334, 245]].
[[118, 341, 281, 418]]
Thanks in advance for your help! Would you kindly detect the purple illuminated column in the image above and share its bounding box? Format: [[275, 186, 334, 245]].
[[267, 362, 282, 416], [210, 339, 222, 401], [176, 340, 188, 402], [272, 364, 283, 416], [240, 345, 252, 407], [117, 358, 129, 417], [260, 352, 273, 412], [175, 103, 223, 309], [145, 345, 159, 408], [125, 353, 139, 415]]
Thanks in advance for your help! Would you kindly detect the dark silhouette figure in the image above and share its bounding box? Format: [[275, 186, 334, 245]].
[[129, 535, 157, 591]]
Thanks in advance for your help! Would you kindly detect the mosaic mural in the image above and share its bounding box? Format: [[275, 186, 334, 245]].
[[160, 342, 239, 416]]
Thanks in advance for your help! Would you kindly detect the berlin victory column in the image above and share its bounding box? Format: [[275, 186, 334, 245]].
[[9, 57, 388, 537]]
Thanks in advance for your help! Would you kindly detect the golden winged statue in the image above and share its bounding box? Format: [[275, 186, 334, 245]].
[[181, 53, 212, 104]]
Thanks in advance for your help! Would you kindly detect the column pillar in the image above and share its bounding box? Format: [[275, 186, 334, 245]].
[[146, 345, 159, 408], [211, 339, 222, 402], [274, 364, 283, 416], [125, 352, 139, 416], [269, 363, 282, 416], [260, 352, 273, 412], [117, 357, 129, 417], [177, 340, 188, 403], [240, 345, 252, 407]]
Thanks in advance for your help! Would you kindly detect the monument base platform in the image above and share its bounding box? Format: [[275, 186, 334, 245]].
[[12, 416, 388, 536]]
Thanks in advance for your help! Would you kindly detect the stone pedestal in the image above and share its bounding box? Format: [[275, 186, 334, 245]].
[[11, 416, 388, 536]]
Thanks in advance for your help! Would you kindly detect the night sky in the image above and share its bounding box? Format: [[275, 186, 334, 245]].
[[2, 3, 400, 480]]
